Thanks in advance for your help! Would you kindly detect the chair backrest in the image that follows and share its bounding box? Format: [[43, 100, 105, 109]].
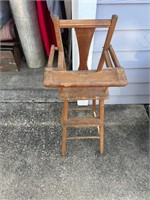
[[52, 15, 120, 71], [44, 15, 127, 88]]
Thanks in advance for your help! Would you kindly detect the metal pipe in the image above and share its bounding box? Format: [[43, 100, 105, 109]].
[[10, 0, 46, 68]]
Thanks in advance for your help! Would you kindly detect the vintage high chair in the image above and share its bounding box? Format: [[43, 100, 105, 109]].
[[43, 15, 127, 157]]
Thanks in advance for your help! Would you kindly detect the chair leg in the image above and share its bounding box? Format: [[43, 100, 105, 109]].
[[100, 125, 104, 155], [99, 99, 104, 155], [61, 106, 64, 124], [62, 126, 67, 157], [62, 99, 68, 157], [92, 99, 96, 112]]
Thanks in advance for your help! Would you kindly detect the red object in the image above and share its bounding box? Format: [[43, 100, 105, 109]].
[[36, 0, 57, 56]]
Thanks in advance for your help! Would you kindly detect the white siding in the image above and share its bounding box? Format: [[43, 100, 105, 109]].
[[92, 0, 150, 104]]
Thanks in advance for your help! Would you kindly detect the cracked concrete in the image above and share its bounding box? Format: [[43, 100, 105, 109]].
[[0, 102, 149, 200], [0, 62, 149, 200]]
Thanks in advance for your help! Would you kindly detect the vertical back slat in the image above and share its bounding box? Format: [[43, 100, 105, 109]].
[[75, 28, 95, 70]]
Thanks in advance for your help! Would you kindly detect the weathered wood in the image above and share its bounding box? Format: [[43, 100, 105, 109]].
[[59, 19, 111, 28], [109, 45, 121, 67], [60, 87, 109, 100], [53, 16, 66, 69], [92, 99, 97, 112], [44, 15, 127, 157], [62, 127, 67, 157], [63, 100, 68, 121], [47, 45, 56, 68], [99, 100, 104, 155], [62, 99, 68, 157], [69, 107, 92, 111], [97, 15, 118, 71], [58, 51, 66, 70], [104, 50, 113, 68], [44, 67, 127, 88], [53, 16, 63, 51], [75, 28, 95, 70], [67, 136, 100, 140], [64, 117, 103, 127], [103, 15, 118, 50], [0, 42, 15, 46], [0, 46, 21, 72]]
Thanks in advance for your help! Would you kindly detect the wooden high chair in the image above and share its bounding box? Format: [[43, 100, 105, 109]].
[[44, 15, 127, 157]]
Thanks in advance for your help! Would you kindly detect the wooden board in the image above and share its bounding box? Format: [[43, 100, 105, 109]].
[[0, 47, 21, 72], [44, 67, 127, 88], [60, 87, 109, 100]]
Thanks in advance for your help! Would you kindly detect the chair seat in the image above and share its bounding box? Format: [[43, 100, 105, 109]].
[[60, 87, 109, 100], [44, 67, 127, 88]]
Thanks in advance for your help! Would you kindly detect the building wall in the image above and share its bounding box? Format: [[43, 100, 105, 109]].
[[72, 0, 150, 104], [93, 0, 150, 104]]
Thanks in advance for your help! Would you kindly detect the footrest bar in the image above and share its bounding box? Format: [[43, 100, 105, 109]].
[[67, 136, 100, 140]]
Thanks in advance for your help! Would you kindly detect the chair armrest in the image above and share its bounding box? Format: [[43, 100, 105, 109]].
[[47, 45, 56, 69]]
